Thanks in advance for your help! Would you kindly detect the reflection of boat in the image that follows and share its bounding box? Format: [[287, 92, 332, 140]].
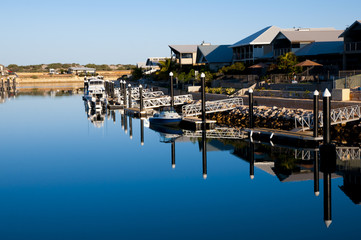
[[149, 124, 183, 142], [149, 107, 182, 127], [84, 100, 106, 128], [83, 76, 107, 110]]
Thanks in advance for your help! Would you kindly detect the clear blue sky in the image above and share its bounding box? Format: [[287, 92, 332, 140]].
[[1, 0, 360, 66]]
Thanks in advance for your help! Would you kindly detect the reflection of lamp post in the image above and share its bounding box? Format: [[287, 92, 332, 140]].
[[169, 72, 174, 108], [249, 141, 255, 180], [314, 150, 320, 197], [140, 119, 144, 146], [171, 141, 175, 169], [202, 127, 207, 179]]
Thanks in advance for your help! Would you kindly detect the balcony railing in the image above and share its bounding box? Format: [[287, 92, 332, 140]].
[[345, 42, 361, 52]]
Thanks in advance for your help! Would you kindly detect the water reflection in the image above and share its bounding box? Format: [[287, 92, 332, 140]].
[[81, 106, 361, 229]]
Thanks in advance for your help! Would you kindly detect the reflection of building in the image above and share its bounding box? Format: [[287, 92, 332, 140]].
[[337, 158, 361, 204]]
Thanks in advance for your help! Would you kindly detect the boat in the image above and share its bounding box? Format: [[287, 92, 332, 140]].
[[83, 76, 107, 110], [149, 107, 182, 127]]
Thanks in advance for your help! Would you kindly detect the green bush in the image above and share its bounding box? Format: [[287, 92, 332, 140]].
[[225, 88, 235, 95]]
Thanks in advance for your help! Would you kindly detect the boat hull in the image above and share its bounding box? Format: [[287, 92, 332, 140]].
[[149, 117, 182, 127]]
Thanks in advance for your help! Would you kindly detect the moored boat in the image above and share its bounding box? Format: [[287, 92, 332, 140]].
[[149, 107, 182, 127]]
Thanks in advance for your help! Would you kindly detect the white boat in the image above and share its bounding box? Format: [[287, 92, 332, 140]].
[[83, 76, 107, 109], [149, 107, 182, 127]]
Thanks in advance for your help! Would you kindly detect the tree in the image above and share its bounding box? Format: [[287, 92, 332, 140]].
[[131, 67, 143, 80], [219, 62, 245, 74], [276, 52, 299, 74]]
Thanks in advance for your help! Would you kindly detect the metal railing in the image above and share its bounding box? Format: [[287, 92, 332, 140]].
[[295, 105, 361, 131], [295, 147, 361, 161], [183, 128, 247, 139], [143, 94, 193, 109], [182, 98, 243, 117]]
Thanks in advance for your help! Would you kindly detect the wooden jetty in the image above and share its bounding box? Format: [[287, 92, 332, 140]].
[[245, 127, 323, 142], [180, 117, 216, 130], [124, 107, 154, 118]]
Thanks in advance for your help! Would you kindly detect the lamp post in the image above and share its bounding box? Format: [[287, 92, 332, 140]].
[[169, 72, 174, 108], [128, 84, 132, 108], [201, 72, 206, 125], [313, 90, 319, 138], [249, 88, 254, 129], [123, 81, 127, 107], [139, 84, 144, 113]]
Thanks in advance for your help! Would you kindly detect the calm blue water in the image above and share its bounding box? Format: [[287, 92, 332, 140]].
[[0, 94, 360, 240]]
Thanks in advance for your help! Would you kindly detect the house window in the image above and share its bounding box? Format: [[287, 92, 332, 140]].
[[291, 43, 300, 48], [181, 53, 192, 58]]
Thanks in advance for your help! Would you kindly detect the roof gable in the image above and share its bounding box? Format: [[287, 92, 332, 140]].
[[275, 30, 343, 43], [230, 26, 281, 48], [339, 20, 361, 38], [197, 45, 233, 63], [169, 45, 198, 53], [295, 41, 343, 56]]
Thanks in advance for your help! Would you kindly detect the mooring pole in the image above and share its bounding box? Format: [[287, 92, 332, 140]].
[[170, 72, 174, 108], [313, 90, 319, 138], [249, 88, 254, 128], [139, 84, 144, 113], [128, 84, 132, 108], [201, 72, 206, 124]]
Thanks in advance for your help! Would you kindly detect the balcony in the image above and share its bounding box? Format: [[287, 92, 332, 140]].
[[345, 42, 361, 53]]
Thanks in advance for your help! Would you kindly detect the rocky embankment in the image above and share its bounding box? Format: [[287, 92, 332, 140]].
[[208, 105, 361, 145], [209, 105, 312, 130]]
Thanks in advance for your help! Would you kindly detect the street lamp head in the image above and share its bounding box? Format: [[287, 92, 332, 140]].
[[128, 84, 131, 87], [323, 88, 331, 97], [139, 84, 142, 88], [200, 73, 205, 78], [249, 88, 253, 93], [169, 72, 173, 77], [314, 90, 319, 96]]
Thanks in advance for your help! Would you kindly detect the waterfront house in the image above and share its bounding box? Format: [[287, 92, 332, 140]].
[[272, 28, 343, 58], [0, 64, 8, 76], [144, 57, 168, 74], [169, 45, 198, 67], [196, 45, 233, 71], [339, 20, 361, 70], [230, 26, 282, 64], [68, 67, 96, 75]]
